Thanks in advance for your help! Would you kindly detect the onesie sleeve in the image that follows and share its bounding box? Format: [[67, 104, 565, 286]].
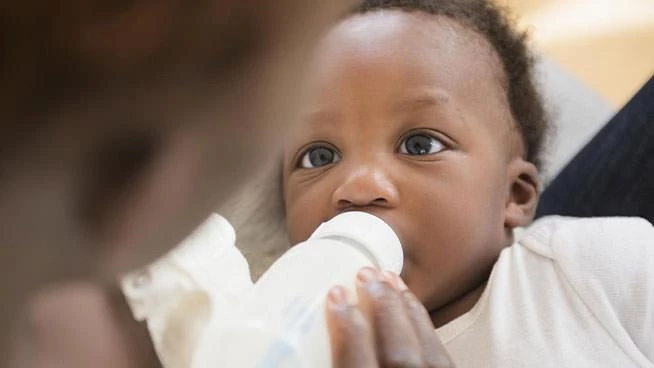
[[541, 217, 654, 364]]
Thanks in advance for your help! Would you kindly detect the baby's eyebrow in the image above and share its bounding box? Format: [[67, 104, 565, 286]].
[[302, 108, 343, 127], [393, 91, 450, 113]]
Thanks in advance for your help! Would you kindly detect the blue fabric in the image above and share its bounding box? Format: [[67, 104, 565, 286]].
[[537, 76, 654, 223]]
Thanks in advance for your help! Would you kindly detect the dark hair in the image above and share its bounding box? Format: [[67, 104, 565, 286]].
[[351, 0, 548, 168]]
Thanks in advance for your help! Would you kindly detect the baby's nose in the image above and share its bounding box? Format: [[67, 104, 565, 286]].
[[332, 166, 399, 211]]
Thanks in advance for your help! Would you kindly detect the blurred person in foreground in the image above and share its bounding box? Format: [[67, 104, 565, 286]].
[[0, 1, 353, 366]]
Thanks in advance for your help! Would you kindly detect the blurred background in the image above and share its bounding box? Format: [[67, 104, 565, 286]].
[[503, 0, 654, 108], [498, 0, 653, 181]]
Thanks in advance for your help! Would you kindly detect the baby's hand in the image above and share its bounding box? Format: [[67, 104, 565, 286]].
[[326, 268, 454, 368]]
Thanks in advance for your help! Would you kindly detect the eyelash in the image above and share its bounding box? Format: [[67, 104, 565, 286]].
[[295, 130, 450, 169], [295, 142, 341, 169], [396, 129, 449, 156]]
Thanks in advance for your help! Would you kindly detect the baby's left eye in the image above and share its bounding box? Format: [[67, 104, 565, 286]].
[[400, 134, 445, 155]]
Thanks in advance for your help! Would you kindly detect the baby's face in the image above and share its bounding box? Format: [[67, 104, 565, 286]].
[[283, 12, 529, 322]]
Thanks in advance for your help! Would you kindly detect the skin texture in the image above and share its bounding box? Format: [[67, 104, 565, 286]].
[[1, 0, 353, 365], [283, 10, 539, 350]]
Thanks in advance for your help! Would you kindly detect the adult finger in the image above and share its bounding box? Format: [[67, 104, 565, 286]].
[[326, 286, 378, 368], [387, 273, 455, 368], [357, 268, 424, 368]]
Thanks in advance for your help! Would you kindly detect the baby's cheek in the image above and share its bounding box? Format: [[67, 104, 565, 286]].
[[285, 209, 313, 245]]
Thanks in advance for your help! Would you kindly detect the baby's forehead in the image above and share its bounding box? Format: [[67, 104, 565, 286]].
[[295, 11, 521, 158], [306, 12, 512, 120], [309, 11, 509, 111], [321, 11, 504, 77]]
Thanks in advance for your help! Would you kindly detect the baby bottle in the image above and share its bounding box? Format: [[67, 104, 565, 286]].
[[198, 211, 403, 368], [121, 213, 253, 367]]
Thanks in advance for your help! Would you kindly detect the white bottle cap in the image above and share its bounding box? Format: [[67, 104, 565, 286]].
[[309, 211, 403, 274]]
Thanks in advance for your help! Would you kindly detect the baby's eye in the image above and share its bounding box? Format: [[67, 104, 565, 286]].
[[400, 133, 445, 155], [299, 146, 341, 168]]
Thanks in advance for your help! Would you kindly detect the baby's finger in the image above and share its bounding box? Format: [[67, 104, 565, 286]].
[[326, 286, 378, 368], [357, 268, 424, 367]]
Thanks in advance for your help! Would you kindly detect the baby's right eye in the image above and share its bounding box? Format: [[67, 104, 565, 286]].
[[299, 146, 341, 169]]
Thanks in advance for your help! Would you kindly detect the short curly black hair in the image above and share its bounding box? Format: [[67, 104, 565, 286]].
[[351, 0, 548, 168]]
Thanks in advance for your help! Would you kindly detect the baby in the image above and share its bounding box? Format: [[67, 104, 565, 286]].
[[273, 0, 654, 366], [114, 0, 654, 366]]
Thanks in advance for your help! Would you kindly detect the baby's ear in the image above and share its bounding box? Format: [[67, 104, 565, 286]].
[[504, 158, 540, 229]]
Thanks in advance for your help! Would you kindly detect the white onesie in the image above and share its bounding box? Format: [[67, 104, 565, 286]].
[[438, 216, 654, 367]]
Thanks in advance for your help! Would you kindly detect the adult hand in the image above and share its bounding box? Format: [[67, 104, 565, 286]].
[[327, 268, 454, 368]]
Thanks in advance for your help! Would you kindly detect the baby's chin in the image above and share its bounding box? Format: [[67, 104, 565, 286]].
[[407, 288, 444, 328], [400, 269, 438, 310]]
